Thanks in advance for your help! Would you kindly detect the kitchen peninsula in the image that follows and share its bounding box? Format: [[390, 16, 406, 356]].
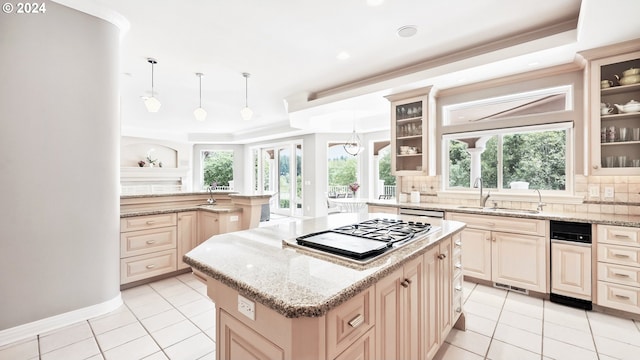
[[184, 213, 466, 360], [119, 192, 271, 287]]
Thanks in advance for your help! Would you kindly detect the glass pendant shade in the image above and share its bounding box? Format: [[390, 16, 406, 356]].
[[144, 58, 161, 112], [240, 106, 253, 121], [144, 96, 161, 112], [194, 107, 207, 121], [344, 130, 363, 156]]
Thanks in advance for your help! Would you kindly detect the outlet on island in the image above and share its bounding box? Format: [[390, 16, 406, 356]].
[[238, 294, 255, 320]]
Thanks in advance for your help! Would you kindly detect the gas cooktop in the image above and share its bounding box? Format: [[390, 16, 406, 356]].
[[294, 218, 433, 263]]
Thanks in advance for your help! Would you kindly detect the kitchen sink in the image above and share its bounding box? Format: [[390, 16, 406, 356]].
[[456, 205, 539, 214]]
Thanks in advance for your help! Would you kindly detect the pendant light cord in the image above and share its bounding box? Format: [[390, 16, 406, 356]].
[[199, 74, 202, 107], [150, 62, 154, 97]]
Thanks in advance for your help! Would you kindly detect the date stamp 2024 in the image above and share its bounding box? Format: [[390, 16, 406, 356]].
[[2, 2, 47, 14]]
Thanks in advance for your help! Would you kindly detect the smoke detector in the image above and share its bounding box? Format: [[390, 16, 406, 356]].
[[397, 25, 418, 38]]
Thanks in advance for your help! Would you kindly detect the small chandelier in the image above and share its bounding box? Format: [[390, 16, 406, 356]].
[[240, 72, 253, 120], [143, 58, 161, 112], [193, 73, 207, 121], [344, 124, 363, 156]]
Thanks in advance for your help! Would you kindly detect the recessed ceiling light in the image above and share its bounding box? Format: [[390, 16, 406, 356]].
[[337, 51, 351, 60], [397, 25, 418, 38], [366, 0, 384, 6]]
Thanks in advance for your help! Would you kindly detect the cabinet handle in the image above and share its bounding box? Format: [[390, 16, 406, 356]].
[[613, 272, 630, 278], [613, 253, 630, 258], [348, 314, 365, 328], [454, 240, 462, 247], [400, 279, 412, 288], [455, 285, 462, 291], [146, 220, 155, 225], [146, 240, 156, 244], [614, 234, 631, 239], [437, 254, 446, 260], [455, 263, 462, 269], [492, 238, 496, 242], [487, 222, 495, 227], [455, 307, 462, 313], [146, 264, 155, 269], [593, 164, 599, 169], [615, 294, 630, 300]]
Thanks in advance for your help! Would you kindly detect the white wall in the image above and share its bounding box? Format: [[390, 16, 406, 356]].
[[0, 2, 121, 333]]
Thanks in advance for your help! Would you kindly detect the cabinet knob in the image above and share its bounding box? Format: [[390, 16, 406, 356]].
[[437, 254, 446, 260], [455, 285, 462, 291], [455, 307, 462, 313], [146, 264, 155, 269], [454, 240, 462, 247], [492, 238, 496, 242], [146, 240, 156, 244], [400, 279, 411, 288], [593, 164, 599, 169], [146, 220, 155, 225]]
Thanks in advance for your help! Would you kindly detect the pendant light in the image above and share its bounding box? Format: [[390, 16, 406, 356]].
[[143, 58, 161, 112], [193, 73, 207, 121], [240, 72, 253, 120], [344, 121, 363, 156]]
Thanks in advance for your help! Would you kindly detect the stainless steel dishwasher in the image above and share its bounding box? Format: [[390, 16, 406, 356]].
[[550, 220, 593, 310]]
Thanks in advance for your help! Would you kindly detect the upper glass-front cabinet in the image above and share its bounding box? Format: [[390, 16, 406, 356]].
[[386, 86, 433, 176], [582, 41, 640, 175]]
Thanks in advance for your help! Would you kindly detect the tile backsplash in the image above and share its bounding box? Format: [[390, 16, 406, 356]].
[[399, 174, 640, 215]]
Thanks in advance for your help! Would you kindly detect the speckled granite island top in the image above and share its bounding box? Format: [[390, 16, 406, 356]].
[[183, 213, 465, 318]]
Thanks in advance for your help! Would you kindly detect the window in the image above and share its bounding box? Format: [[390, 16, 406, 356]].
[[445, 123, 571, 192], [442, 84, 575, 194], [201, 150, 234, 190], [327, 143, 358, 196]]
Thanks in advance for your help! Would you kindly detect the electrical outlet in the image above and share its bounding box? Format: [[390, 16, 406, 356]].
[[238, 295, 255, 320], [604, 186, 614, 198], [588, 185, 600, 198], [230, 215, 239, 222]]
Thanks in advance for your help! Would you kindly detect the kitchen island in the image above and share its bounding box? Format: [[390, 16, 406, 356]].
[[184, 213, 466, 360]]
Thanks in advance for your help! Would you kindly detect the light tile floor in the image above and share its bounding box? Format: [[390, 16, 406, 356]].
[[2, 275, 640, 360]]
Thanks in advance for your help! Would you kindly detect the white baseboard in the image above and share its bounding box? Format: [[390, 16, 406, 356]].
[[0, 293, 122, 347]]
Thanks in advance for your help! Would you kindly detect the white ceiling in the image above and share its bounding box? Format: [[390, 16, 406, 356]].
[[70, 0, 640, 143]]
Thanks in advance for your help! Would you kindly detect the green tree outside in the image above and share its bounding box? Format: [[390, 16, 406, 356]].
[[328, 155, 358, 186], [203, 150, 234, 188], [378, 148, 396, 186]]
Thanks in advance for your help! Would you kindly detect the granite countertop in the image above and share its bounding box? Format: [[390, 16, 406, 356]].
[[183, 213, 465, 318], [367, 200, 640, 228], [120, 204, 242, 218], [120, 191, 238, 199]]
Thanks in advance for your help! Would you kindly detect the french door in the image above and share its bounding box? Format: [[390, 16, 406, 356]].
[[255, 142, 302, 217]]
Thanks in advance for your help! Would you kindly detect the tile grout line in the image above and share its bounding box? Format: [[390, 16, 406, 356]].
[[85, 319, 105, 360], [482, 288, 509, 360]]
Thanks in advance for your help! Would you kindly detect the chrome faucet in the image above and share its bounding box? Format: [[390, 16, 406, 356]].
[[534, 189, 545, 212], [473, 177, 491, 207], [207, 186, 217, 204]]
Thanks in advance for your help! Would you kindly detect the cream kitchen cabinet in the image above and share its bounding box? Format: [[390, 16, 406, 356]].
[[376, 255, 424, 360], [446, 212, 548, 293], [120, 213, 178, 284], [385, 86, 434, 176], [368, 205, 399, 215], [596, 224, 640, 314], [177, 211, 198, 270], [198, 211, 219, 245], [580, 40, 640, 175]]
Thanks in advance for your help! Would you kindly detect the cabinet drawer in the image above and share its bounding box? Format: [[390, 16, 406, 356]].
[[326, 286, 374, 359], [597, 281, 640, 314], [447, 212, 545, 236], [368, 205, 398, 215], [598, 262, 640, 288], [598, 225, 640, 247], [120, 227, 177, 257], [120, 249, 177, 284], [121, 213, 177, 232], [597, 243, 640, 267]]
